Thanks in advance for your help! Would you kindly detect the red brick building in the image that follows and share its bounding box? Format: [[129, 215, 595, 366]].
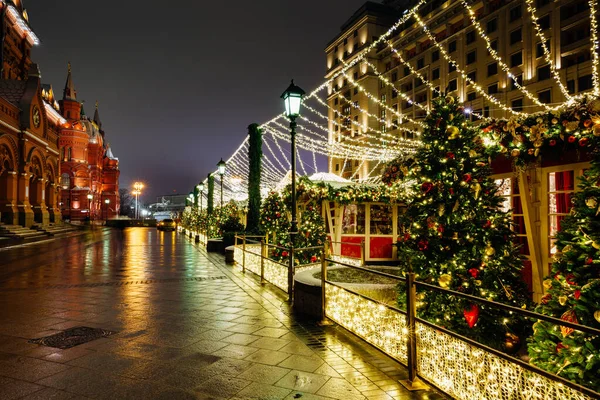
[[58, 65, 120, 222], [0, 0, 63, 226]]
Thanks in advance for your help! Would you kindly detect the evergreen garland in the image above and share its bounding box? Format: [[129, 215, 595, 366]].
[[247, 123, 263, 233], [207, 173, 214, 215]]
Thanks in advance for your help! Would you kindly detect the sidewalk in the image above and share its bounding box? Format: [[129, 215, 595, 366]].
[[0, 230, 445, 399]]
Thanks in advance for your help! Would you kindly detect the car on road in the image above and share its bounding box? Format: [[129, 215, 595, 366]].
[[157, 218, 176, 231]]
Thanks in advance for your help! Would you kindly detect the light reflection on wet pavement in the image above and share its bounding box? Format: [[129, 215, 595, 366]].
[[0, 228, 445, 399]]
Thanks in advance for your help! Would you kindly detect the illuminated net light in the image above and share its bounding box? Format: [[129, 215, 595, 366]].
[[590, 0, 600, 95]]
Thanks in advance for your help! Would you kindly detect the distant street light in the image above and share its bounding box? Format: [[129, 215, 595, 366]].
[[280, 79, 305, 243], [87, 193, 93, 223], [133, 182, 144, 219], [104, 198, 110, 221], [197, 182, 205, 213]]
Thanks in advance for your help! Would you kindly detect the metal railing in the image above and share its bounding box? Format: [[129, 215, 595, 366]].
[[234, 234, 322, 301], [320, 253, 600, 400]]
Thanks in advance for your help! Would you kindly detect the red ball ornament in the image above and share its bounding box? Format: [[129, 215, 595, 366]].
[[567, 136, 577, 143], [574, 289, 581, 300], [483, 220, 492, 229], [421, 182, 434, 194], [549, 139, 557, 146], [579, 137, 590, 147], [468, 268, 479, 278], [281, 251, 288, 257], [310, 255, 317, 263], [437, 224, 444, 233], [417, 239, 429, 251], [463, 173, 472, 183], [402, 232, 411, 242], [463, 304, 480, 328], [566, 274, 576, 285], [446, 152, 455, 159], [586, 257, 594, 265], [556, 342, 567, 352], [449, 188, 455, 195]]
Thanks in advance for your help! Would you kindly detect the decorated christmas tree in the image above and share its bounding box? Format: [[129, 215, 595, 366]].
[[528, 154, 600, 390], [397, 95, 532, 350], [295, 205, 327, 265], [260, 191, 290, 247]]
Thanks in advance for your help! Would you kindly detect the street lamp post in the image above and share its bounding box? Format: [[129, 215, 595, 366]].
[[280, 80, 305, 243], [104, 198, 110, 221], [133, 182, 144, 219], [197, 182, 205, 213], [217, 159, 226, 220], [87, 193, 93, 225]]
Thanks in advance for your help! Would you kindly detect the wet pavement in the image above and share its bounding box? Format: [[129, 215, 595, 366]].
[[0, 228, 445, 400]]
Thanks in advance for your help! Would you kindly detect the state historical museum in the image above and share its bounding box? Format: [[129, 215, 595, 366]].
[[0, 0, 120, 226]]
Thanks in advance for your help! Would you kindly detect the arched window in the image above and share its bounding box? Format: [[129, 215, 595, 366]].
[[67, 147, 72, 161], [60, 147, 64, 161], [60, 173, 70, 189]]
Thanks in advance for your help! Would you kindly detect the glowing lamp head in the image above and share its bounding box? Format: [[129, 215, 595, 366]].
[[217, 158, 226, 176], [188, 192, 194, 201], [197, 182, 205, 192], [280, 79, 305, 118], [87, 194, 93, 200], [104, 199, 110, 204]]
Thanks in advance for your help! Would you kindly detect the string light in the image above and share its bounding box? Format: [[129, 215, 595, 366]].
[[461, 0, 559, 109], [590, 0, 600, 95], [407, 11, 524, 116], [524, 0, 573, 100]]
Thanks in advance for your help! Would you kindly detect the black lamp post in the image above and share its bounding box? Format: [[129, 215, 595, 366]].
[[217, 159, 226, 216], [280, 80, 305, 244]]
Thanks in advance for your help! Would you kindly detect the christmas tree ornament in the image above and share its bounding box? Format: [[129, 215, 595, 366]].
[[594, 310, 600, 323], [504, 332, 521, 354], [468, 268, 479, 278], [471, 183, 481, 199], [541, 294, 551, 304], [560, 309, 578, 337], [452, 200, 459, 212], [485, 245, 495, 256], [437, 203, 445, 216], [438, 274, 452, 288], [579, 137, 590, 147], [586, 197, 598, 208], [558, 295, 568, 306], [417, 239, 429, 251], [446, 126, 460, 139], [463, 304, 480, 328], [567, 135, 577, 143], [421, 182, 434, 194], [574, 289, 581, 300], [511, 148, 521, 157], [549, 139, 557, 146]]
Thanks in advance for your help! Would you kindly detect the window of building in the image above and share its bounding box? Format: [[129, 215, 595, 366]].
[[432, 86, 440, 98], [486, 18, 497, 33], [417, 57, 424, 69], [404, 66, 410, 76], [61, 173, 70, 189], [432, 68, 440, 80], [432, 50, 440, 62], [381, 94, 386, 102], [510, 28, 522, 45], [466, 30, 476, 44], [538, 64, 551, 81], [449, 62, 457, 73], [578, 74, 593, 92], [467, 92, 476, 101], [353, 87, 358, 95], [353, 72, 358, 80], [539, 13, 551, 30], [448, 79, 457, 92], [510, 74, 523, 90], [67, 147, 72, 160], [464, 71, 475, 87], [490, 39, 498, 51], [466, 50, 476, 65], [488, 62, 498, 76], [391, 71, 398, 82], [537, 0, 550, 7], [415, 77, 424, 88], [484, 106, 490, 117], [538, 89, 552, 103], [536, 40, 549, 58], [510, 51, 523, 67], [567, 79, 575, 94], [334, 98, 338, 105], [511, 98, 524, 111], [509, 5, 522, 22], [392, 91, 398, 99], [353, 30, 358, 38], [343, 38, 348, 45], [488, 83, 499, 94], [448, 40, 457, 53], [335, 164, 340, 171]]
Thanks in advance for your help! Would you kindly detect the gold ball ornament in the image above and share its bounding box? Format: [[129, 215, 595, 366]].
[[445, 96, 455, 105], [543, 279, 553, 289], [558, 295, 568, 306], [594, 242, 600, 250], [511, 148, 521, 157], [438, 274, 452, 288], [446, 126, 460, 139], [594, 124, 600, 137], [586, 197, 598, 209], [504, 332, 521, 354], [594, 310, 600, 323], [485, 245, 496, 256]]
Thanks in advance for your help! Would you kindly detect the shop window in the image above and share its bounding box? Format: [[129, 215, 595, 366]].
[[495, 177, 528, 254], [342, 204, 365, 234], [60, 173, 70, 189], [547, 170, 576, 255], [370, 204, 392, 235]]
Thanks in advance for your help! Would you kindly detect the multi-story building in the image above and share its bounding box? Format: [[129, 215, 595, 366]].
[[325, 0, 595, 179], [0, 0, 64, 226], [58, 65, 120, 222]]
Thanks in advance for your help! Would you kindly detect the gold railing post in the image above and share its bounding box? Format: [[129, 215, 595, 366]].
[[361, 240, 366, 266], [260, 240, 266, 284], [287, 245, 294, 302], [401, 272, 427, 391], [242, 235, 246, 273], [320, 248, 327, 322]]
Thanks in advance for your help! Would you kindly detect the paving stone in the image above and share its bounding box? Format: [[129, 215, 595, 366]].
[[275, 370, 330, 394], [244, 348, 291, 366], [194, 375, 252, 398], [278, 354, 324, 372], [0, 375, 45, 400], [236, 382, 292, 399], [222, 333, 260, 345], [316, 377, 365, 399], [20, 387, 82, 400]]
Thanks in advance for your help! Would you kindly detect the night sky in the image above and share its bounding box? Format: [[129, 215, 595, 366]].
[[26, 0, 368, 202]]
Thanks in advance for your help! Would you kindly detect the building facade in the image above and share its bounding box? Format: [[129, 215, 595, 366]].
[[0, 0, 64, 226], [58, 66, 120, 222], [326, 0, 595, 179]]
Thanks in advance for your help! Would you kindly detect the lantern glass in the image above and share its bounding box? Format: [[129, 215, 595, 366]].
[[198, 183, 205, 192], [105, 199, 110, 204], [280, 80, 305, 118], [217, 159, 226, 176]]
